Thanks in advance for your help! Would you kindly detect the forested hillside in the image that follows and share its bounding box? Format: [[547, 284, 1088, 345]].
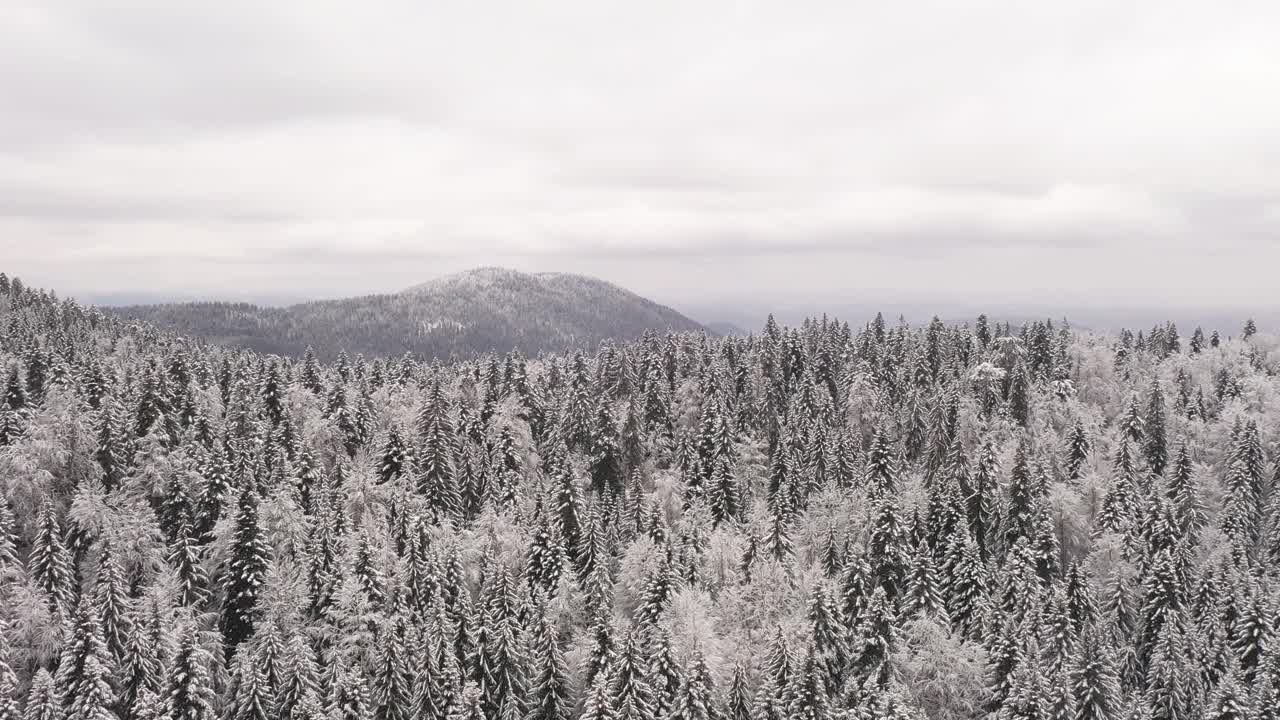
[[107, 267, 707, 361], [4, 269, 1280, 720]]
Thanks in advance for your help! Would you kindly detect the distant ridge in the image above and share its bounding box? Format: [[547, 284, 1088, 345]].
[[108, 267, 708, 361]]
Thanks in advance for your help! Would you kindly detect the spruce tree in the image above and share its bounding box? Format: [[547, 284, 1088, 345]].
[[669, 648, 716, 720], [416, 380, 460, 518], [221, 489, 272, 655], [30, 500, 73, 614], [610, 629, 655, 720], [1144, 378, 1167, 477], [1072, 627, 1121, 720], [0, 620, 18, 720], [371, 619, 414, 720], [168, 626, 216, 720], [526, 617, 570, 720], [787, 649, 831, 720], [1065, 420, 1090, 481], [725, 665, 751, 720], [24, 669, 61, 720], [228, 653, 275, 720]]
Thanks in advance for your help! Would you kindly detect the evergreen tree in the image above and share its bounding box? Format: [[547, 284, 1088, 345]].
[[30, 500, 74, 613], [0, 620, 19, 720], [1072, 628, 1120, 720], [725, 665, 751, 720], [228, 653, 275, 720], [669, 648, 716, 720], [417, 380, 460, 518], [707, 456, 741, 527], [56, 598, 114, 718], [221, 490, 272, 655], [92, 545, 134, 665], [869, 497, 910, 601], [24, 669, 62, 720], [1065, 420, 1090, 481], [610, 629, 655, 720], [372, 619, 414, 720], [526, 618, 570, 720], [168, 626, 217, 720], [1203, 663, 1249, 720], [572, 673, 609, 720], [1144, 378, 1167, 477], [905, 538, 947, 620], [787, 649, 831, 720]]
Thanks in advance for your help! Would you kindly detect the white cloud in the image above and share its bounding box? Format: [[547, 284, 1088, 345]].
[[3, 0, 1280, 308]]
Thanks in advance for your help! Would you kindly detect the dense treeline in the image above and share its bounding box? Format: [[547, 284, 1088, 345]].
[[108, 267, 707, 361], [2, 269, 1280, 720]]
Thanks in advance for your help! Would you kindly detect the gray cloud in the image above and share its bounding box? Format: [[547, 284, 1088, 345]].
[[4, 0, 1280, 310]]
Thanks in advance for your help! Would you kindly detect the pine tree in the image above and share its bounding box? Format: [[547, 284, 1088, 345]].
[[869, 497, 909, 601], [221, 490, 272, 655], [946, 529, 989, 640], [707, 456, 741, 527], [0, 501, 19, 575], [1203, 663, 1250, 720], [852, 587, 897, 687], [1072, 627, 1121, 720], [3, 364, 27, 412], [24, 669, 61, 720], [413, 632, 455, 720], [194, 449, 232, 541], [371, 619, 414, 720], [276, 634, 321, 720], [552, 466, 583, 564], [332, 665, 375, 720], [1144, 615, 1190, 720], [866, 428, 899, 496], [526, 617, 570, 720], [841, 553, 874, 631], [637, 552, 676, 626], [1004, 437, 1041, 550], [378, 426, 410, 485], [65, 648, 115, 717], [787, 649, 830, 720], [669, 648, 716, 720], [1065, 420, 1090, 481], [228, 652, 275, 720], [649, 629, 682, 720], [999, 639, 1049, 720], [56, 597, 115, 718], [969, 441, 1000, 558], [807, 582, 847, 692], [582, 618, 615, 691], [904, 537, 947, 620], [30, 500, 73, 613], [1230, 581, 1270, 683], [610, 629, 655, 720], [169, 517, 210, 608], [765, 503, 794, 563], [91, 545, 134, 666], [1119, 395, 1145, 445], [417, 380, 460, 518], [0, 619, 19, 720], [1144, 378, 1167, 477], [726, 665, 751, 720], [168, 626, 217, 720], [1166, 443, 1205, 537]]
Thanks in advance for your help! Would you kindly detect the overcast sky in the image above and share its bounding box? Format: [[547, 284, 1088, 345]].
[[3, 1, 1280, 312]]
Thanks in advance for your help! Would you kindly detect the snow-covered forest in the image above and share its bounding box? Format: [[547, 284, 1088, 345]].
[[4, 269, 1280, 720]]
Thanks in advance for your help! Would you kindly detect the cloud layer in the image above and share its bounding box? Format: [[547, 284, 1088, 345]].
[[4, 1, 1280, 308]]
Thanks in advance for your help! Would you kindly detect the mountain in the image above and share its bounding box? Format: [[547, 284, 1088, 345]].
[[107, 267, 708, 360], [703, 320, 750, 337]]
